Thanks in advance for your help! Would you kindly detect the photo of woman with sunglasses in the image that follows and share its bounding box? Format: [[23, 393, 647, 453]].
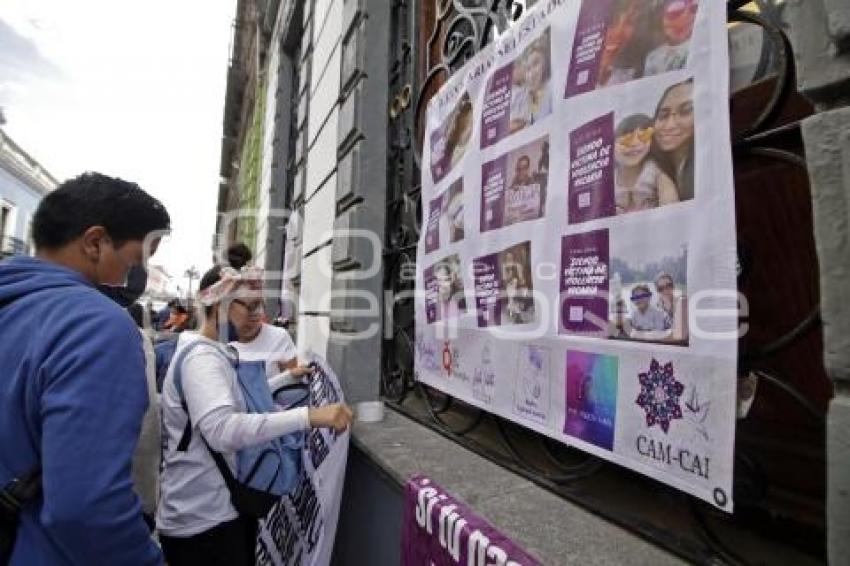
[[614, 113, 679, 215]]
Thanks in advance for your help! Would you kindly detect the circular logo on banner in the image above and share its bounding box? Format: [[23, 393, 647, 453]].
[[713, 488, 729, 508], [442, 342, 453, 376]]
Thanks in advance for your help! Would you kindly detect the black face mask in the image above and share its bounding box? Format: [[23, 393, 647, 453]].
[[98, 264, 149, 308]]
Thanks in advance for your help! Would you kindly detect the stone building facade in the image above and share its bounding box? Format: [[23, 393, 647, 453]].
[[0, 127, 57, 258]]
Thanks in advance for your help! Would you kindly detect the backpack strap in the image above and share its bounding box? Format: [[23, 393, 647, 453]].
[[0, 295, 42, 512], [169, 341, 248, 506], [171, 339, 235, 452], [272, 383, 310, 409], [200, 437, 240, 493], [0, 469, 41, 522]]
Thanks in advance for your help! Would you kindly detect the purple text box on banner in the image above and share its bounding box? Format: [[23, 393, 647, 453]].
[[481, 155, 508, 232], [568, 112, 615, 224], [560, 229, 610, 334], [401, 475, 541, 566], [564, 0, 616, 98], [473, 253, 502, 327], [425, 193, 443, 254], [480, 63, 515, 149]]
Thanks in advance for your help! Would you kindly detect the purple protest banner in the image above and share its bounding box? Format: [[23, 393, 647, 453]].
[[568, 112, 615, 224], [480, 63, 515, 149], [402, 475, 541, 566], [480, 155, 508, 233], [560, 229, 610, 335], [564, 0, 616, 98], [473, 253, 502, 327], [425, 194, 444, 254]]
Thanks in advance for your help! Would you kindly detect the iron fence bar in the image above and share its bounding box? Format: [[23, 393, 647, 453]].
[[728, 9, 794, 144], [494, 417, 605, 484]]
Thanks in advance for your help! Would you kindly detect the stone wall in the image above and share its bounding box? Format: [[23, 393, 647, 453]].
[[785, 0, 850, 561]]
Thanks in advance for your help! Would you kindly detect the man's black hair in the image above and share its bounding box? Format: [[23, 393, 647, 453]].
[[226, 242, 253, 270], [33, 172, 171, 250], [198, 265, 223, 317]]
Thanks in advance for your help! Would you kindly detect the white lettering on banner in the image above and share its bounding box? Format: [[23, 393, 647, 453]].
[[415, 484, 524, 566], [415, 486, 438, 530], [438, 505, 467, 561]]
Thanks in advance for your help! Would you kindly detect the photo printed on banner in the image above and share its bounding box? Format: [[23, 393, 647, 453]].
[[569, 77, 695, 224], [425, 178, 465, 255], [564, 350, 618, 451], [481, 136, 549, 233], [481, 27, 553, 148], [559, 225, 688, 344], [474, 241, 536, 327], [424, 254, 468, 324], [565, 0, 700, 98], [610, 225, 689, 346], [514, 344, 552, 425], [430, 92, 474, 184]]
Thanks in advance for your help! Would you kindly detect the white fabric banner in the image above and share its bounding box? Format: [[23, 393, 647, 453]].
[[256, 355, 350, 564], [415, 0, 737, 510]]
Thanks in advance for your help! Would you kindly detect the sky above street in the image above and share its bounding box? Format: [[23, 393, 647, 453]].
[[0, 0, 237, 292]]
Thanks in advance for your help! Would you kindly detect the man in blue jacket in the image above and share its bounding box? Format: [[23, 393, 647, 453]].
[[0, 172, 171, 565]]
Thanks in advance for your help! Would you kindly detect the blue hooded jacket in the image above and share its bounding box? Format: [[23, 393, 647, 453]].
[[0, 256, 162, 565]]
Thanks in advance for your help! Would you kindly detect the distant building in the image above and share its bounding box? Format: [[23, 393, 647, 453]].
[[0, 128, 58, 258], [146, 264, 172, 296]]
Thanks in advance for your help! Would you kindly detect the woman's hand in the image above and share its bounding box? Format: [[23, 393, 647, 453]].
[[308, 403, 354, 432], [289, 365, 315, 378]]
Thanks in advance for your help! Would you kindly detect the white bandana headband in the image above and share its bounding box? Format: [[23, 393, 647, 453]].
[[198, 266, 264, 306]]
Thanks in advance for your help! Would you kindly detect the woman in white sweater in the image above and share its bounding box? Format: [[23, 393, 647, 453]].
[[156, 266, 352, 566]]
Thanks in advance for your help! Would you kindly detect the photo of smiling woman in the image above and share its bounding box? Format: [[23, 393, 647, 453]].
[[509, 30, 552, 132], [653, 78, 695, 201]]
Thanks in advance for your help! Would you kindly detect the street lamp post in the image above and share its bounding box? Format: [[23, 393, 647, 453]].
[[184, 266, 200, 299]]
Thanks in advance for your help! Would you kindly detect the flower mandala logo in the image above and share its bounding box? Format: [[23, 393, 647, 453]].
[[636, 358, 684, 433]]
